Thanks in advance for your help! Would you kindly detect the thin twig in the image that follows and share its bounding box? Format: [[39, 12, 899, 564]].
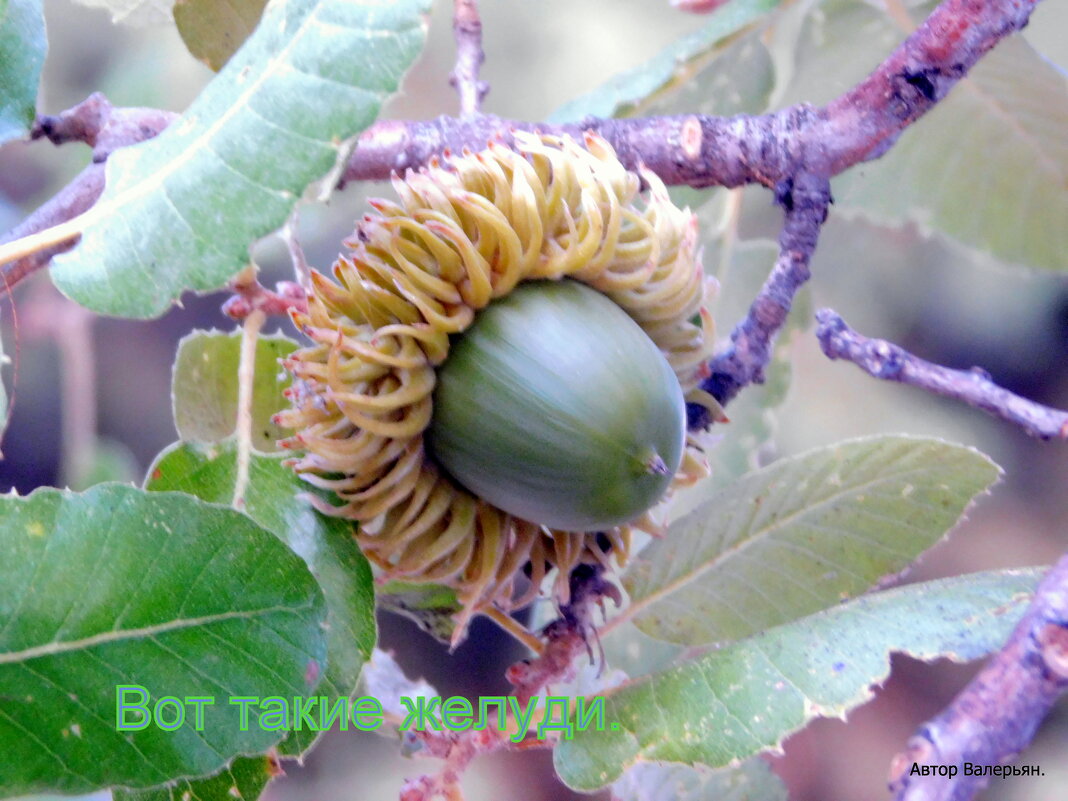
[[888, 554, 1068, 801], [21, 283, 97, 487], [31, 92, 177, 161], [815, 310, 1068, 440], [449, 0, 488, 116], [30, 94, 115, 150], [689, 173, 831, 428], [341, 107, 811, 188]]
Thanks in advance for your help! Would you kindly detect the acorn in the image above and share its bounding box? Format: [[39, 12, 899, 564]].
[[428, 278, 686, 531], [277, 132, 718, 642]]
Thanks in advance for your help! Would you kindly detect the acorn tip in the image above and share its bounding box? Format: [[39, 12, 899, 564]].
[[644, 452, 671, 476]]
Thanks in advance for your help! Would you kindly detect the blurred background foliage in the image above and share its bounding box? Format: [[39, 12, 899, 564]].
[[1, 0, 1066, 798]]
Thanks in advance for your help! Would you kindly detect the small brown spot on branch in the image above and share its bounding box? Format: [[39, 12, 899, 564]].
[[1036, 622, 1068, 681], [680, 116, 703, 161]]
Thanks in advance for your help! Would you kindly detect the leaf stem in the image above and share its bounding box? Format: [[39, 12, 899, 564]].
[[233, 306, 266, 510], [0, 215, 88, 270]]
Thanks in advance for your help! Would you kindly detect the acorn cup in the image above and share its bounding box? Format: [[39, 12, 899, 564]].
[[276, 132, 720, 645]]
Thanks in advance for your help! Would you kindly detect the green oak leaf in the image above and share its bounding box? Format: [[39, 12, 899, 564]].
[[612, 757, 787, 801], [50, 0, 431, 318], [783, 0, 1068, 272], [556, 568, 1042, 790], [551, 0, 781, 122], [377, 580, 461, 644], [171, 329, 298, 453], [113, 754, 275, 801], [626, 436, 1000, 645], [0, 0, 46, 145], [146, 440, 376, 756], [0, 483, 327, 796], [174, 0, 270, 71]]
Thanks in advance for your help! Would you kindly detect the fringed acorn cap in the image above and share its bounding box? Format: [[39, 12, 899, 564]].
[[277, 132, 718, 644]]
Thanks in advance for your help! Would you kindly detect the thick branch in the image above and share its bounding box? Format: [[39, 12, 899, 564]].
[[449, 0, 488, 115], [345, 108, 808, 188], [348, 0, 1038, 185], [820, 0, 1035, 174], [888, 554, 1068, 801], [816, 310, 1068, 440], [688, 173, 830, 427]]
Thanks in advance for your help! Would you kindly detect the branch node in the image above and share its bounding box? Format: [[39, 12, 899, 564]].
[[31, 92, 113, 148], [223, 278, 307, 320]]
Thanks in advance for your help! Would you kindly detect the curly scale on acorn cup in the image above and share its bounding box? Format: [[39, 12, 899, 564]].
[[275, 132, 722, 647]]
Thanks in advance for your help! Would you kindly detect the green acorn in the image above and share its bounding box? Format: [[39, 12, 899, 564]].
[[279, 133, 716, 640], [427, 279, 686, 531]]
